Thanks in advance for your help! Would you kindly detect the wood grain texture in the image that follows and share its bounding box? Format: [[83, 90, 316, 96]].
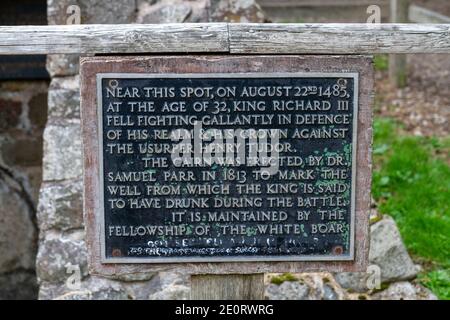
[[0, 23, 229, 55], [191, 274, 265, 299], [229, 23, 450, 54], [80, 55, 373, 278], [0, 23, 449, 55]]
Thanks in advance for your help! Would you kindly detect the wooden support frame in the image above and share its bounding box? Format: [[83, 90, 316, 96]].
[[191, 274, 265, 299], [80, 54, 374, 278], [0, 23, 449, 55], [4, 21, 447, 300]]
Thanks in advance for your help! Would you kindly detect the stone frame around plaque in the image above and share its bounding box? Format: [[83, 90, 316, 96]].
[[80, 55, 373, 276]]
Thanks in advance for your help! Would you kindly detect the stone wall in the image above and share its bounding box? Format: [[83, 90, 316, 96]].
[[265, 214, 437, 300], [37, 0, 266, 300], [0, 80, 48, 299]]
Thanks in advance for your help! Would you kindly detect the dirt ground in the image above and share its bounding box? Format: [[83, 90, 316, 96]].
[[413, 0, 450, 17], [375, 54, 450, 137]]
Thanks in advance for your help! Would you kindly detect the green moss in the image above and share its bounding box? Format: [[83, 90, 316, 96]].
[[369, 213, 383, 225], [270, 273, 299, 285], [371, 282, 390, 294]]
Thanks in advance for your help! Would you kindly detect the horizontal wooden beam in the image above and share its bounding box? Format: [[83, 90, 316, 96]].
[[0, 23, 449, 55], [0, 23, 229, 55], [229, 23, 450, 54]]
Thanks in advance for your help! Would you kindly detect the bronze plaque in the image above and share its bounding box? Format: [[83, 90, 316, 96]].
[[81, 56, 373, 275]]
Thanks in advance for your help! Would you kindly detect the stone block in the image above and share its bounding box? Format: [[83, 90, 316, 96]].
[[37, 180, 83, 231], [335, 215, 420, 292], [265, 272, 347, 300], [47, 0, 136, 25], [137, 0, 193, 23], [137, 0, 266, 23], [1, 137, 43, 167], [54, 276, 131, 300], [209, 0, 266, 23], [42, 122, 82, 181], [266, 281, 310, 300], [47, 76, 80, 122], [28, 93, 48, 129], [39, 274, 164, 300], [147, 272, 190, 300], [46, 54, 79, 78], [0, 175, 37, 273], [36, 230, 88, 283], [0, 271, 38, 300], [148, 284, 190, 300], [369, 215, 418, 282], [372, 282, 438, 300], [0, 99, 21, 133], [334, 272, 370, 293], [18, 166, 43, 205]]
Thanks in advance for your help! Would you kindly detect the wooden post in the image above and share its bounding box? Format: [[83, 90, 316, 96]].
[[389, 0, 410, 87], [191, 274, 265, 300]]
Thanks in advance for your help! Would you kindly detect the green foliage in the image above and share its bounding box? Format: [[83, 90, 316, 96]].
[[373, 54, 389, 72], [270, 273, 298, 285], [418, 269, 450, 300], [372, 117, 450, 299]]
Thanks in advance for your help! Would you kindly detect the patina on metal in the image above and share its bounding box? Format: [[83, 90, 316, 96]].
[[97, 72, 358, 263], [80, 55, 372, 275]]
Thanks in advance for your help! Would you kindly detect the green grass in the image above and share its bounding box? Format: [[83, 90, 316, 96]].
[[418, 269, 450, 300], [373, 54, 389, 72], [372, 117, 450, 299]]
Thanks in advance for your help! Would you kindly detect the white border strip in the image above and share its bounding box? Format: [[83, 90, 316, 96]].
[[96, 72, 359, 264]]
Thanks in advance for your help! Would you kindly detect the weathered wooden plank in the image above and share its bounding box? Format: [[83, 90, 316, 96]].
[[229, 23, 450, 54], [1, 23, 449, 55], [0, 23, 229, 55], [409, 5, 450, 24], [191, 274, 265, 300]]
